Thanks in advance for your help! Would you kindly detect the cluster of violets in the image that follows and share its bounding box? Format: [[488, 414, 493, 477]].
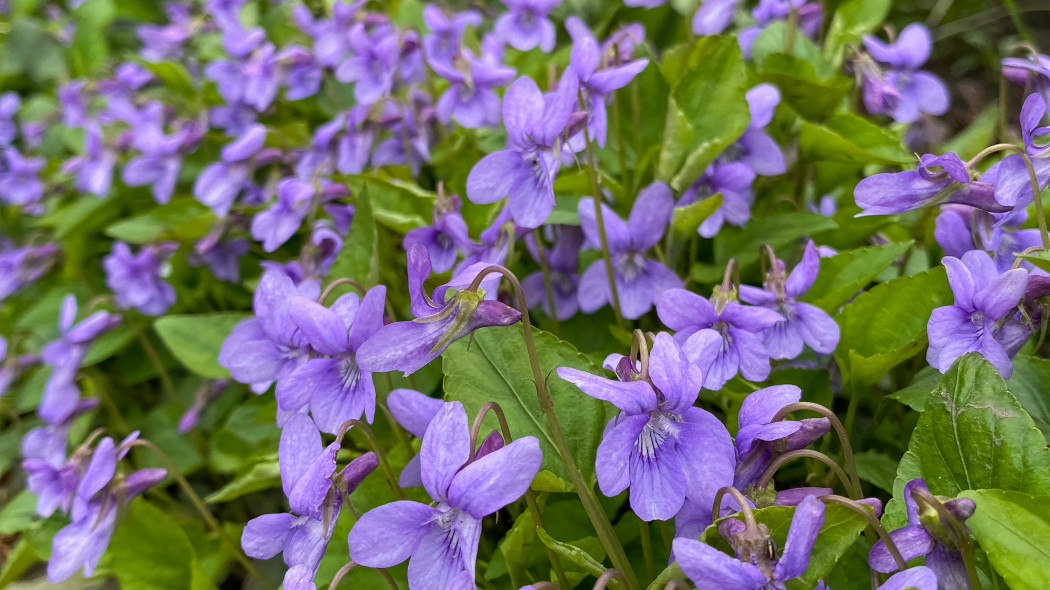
[[3, 0, 1045, 588]]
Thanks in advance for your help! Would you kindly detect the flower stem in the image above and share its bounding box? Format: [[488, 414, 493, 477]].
[[580, 93, 626, 328], [134, 320, 180, 407], [132, 439, 276, 589], [532, 232, 562, 336], [819, 495, 907, 572], [466, 265, 639, 590], [755, 449, 855, 494], [712, 486, 759, 531], [639, 520, 655, 581], [595, 569, 629, 590], [771, 402, 863, 499], [328, 561, 399, 590], [336, 419, 406, 500], [910, 488, 982, 590], [966, 142, 1049, 249]]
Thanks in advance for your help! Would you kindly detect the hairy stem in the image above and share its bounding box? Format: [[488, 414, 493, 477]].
[[755, 449, 854, 494], [820, 495, 907, 571], [771, 402, 863, 499]]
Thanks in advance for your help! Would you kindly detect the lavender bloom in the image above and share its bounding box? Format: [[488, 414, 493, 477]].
[[737, 84, 786, 177], [673, 495, 825, 589], [194, 123, 268, 216], [39, 296, 120, 425], [566, 17, 649, 147], [138, 2, 193, 61], [335, 24, 400, 105], [861, 24, 949, 124], [279, 46, 322, 100], [422, 5, 481, 67], [193, 237, 249, 283], [297, 106, 373, 178], [869, 479, 973, 589], [0, 242, 57, 300], [576, 183, 681, 319], [0, 92, 19, 146], [429, 50, 516, 129], [455, 205, 519, 275], [732, 385, 830, 488], [356, 245, 522, 376], [522, 225, 584, 321], [403, 192, 472, 273], [1003, 53, 1050, 108], [58, 81, 90, 128], [657, 287, 784, 390], [277, 286, 386, 433], [21, 403, 97, 516], [371, 93, 435, 175], [935, 206, 1042, 273], [494, 0, 560, 53], [349, 401, 542, 590], [99, 63, 153, 124], [693, 0, 739, 35], [208, 39, 282, 112], [0, 336, 11, 396], [123, 117, 191, 204], [927, 251, 1029, 377], [854, 152, 1006, 216], [558, 333, 735, 521], [251, 178, 316, 252], [387, 388, 445, 487], [0, 148, 45, 209], [103, 241, 177, 316], [739, 242, 840, 359], [991, 93, 1050, 211], [466, 69, 581, 228], [220, 268, 320, 393], [64, 125, 117, 197], [292, 1, 361, 68], [243, 414, 377, 590]]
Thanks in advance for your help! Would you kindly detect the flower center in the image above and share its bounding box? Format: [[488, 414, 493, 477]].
[[616, 251, 646, 281], [636, 413, 673, 459], [338, 356, 361, 390]]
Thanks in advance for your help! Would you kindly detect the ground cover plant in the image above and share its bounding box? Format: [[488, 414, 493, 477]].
[[1, 0, 1050, 589]]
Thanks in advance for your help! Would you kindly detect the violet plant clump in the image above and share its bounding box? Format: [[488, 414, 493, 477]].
[[3, 2, 1049, 590]]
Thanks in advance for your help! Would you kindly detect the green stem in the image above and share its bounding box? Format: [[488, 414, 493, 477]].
[[466, 266, 639, 590], [771, 402, 863, 499], [336, 419, 406, 500], [755, 449, 855, 495], [785, 3, 798, 55], [328, 561, 399, 590], [967, 143, 1050, 249], [639, 520, 655, 581], [134, 440, 276, 589], [532, 232, 562, 336], [819, 495, 907, 571], [134, 320, 180, 407], [911, 488, 982, 590]]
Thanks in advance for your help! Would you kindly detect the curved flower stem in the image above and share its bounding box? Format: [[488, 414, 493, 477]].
[[631, 329, 650, 381], [336, 419, 406, 500], [712, 486, 759, 531], [639, 520, 655, 579], [580, 93, 626, 328], [771, 402, 863, 499], [755, 449, 855, 495], [532, 233, 562, 336], [910, 488, 982, 590], [531, 583, 559, 590], [134, 320, 180, 407], [466, 265, 639, 590], [594, 569, 628, 590], [328, 561, 399, 590], [470, 402, 572, 590], [130, 439, 276, 590], [819, 495, 907, 571], [966, 142, 1049, 249], [319, 277, 367, 304]]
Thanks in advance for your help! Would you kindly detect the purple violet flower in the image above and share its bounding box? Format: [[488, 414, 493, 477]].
[[1003, 53, 1050, 108], [522, 225, 585, 321], [935, 206, 1043, 273], [693, 0, 739, 35], [739, 0, 823, 58], [335, 23, 400, 105], [403, 192, 472, 273], [103, 241, 177, 316], [422, 5, 481, 68], [429, 49, 517, 129], [349, 401, 542, 590], [657, 286, 784, 390], [927, 251, 1029, 377], [64, 125, 117, 197], [194, 123, 269, 217], [387, 388, 445, 487], [854, 152, 1006, 216], [0, 92, 20, 146], [251, 178, 316, 252], [356, 245, 522, 376], [122, 113, 191, 204], [991, 93, 1050, 211], [558, 332, 736, 521], [577, 182, 682, 319], [494, 0, 560, 53], [739, 242, 840, 359], [0, 241, 57, 301], [860, 24, 949, 124], [0, 148, 45, 210]]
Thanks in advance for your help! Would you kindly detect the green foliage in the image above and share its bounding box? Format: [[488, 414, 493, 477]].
[[960, 489, 1050, 590], [154, 313, 251, 378], [801, 240, 913, 312]]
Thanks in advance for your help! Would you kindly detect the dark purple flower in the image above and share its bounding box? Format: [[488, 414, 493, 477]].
[[403, 192, 472, 273], [739, 242, 840, 359], [495, 0, 559, 53], [854, 152, 1006, 216], [103, 241, 177, 316], [429, 49, 516, 129], [731, 385, 830, 488], [558, 333, 735, 521], [193, 237, 249, 283], [39, 296, 120, 425], [0, 148, 44, 210], [356, 245, 522, 376], [0, 241, 57, 301], [577, 182, 682, 319], [935, 206, 1042, 273], [522, 225, 584, 321], [673, 495, 826, 589], [422, 5, 481, 67], [277, 286, 386, 433], [349, 401, 542, 590], [869, 479, 973, 589], [861, 24, 949, 123], [278, 46, 323, 101], [927, 251, 1029, 377], [387, 388, 445, 487], [991, 93, 1050, 211], [1003, 53, 1050, 108], [466, 69, 581, 228], [657, 286, 784, 390], [220, 268, 320, 394], [335, 23, 399, 105], [0, 91, 20, 146], [194, 123, 268, 216]]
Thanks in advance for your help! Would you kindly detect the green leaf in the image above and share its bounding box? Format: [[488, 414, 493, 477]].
[[104, 199, 216, 243], [82, 323, 135, 366], [346, 175, 434, 234], [671, 194, 723, 238], [154, 313, 251, 378], [853, 450, 897, 493], [328, 185, 380, 290], [749, 23, 853, 120], [712, 211, 838, 271], [657, 36, 751, 191], [801, 241, 913, 312], [1005, 352, 1050, 443], [909, 354, 1050, 499], [442, 325, 611, 488], [800, 113, 912, 165], [835, 267, 952, 388], [887, 365, 943, 411], [959, 489, 1050, 590], [100, 499, 202, 590], [823, 0, 891, 66], [205, 458, 281, 503], [536, 527, 616, 588], [0, 18, 67, 81], [701, 503, 868, 590], [143, 61, 197, 97], [1016, 250, 1050, 273], [943, 105, 1000, 160]]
